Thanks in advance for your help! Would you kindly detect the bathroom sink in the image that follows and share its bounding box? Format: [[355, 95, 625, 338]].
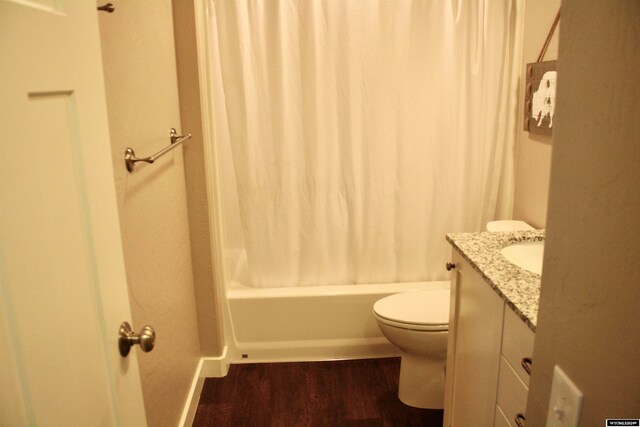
[[500, 241, 544, 275]]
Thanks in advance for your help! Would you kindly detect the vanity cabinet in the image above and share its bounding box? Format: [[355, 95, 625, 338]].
[[443, 251, 535, 427]]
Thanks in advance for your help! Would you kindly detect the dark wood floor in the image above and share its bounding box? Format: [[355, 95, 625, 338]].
[[193, 357, 443, 427]]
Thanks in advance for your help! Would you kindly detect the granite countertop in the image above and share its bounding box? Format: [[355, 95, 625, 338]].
[[446, 230, 544, 332]]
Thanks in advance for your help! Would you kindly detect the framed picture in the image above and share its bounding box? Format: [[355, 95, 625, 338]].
[[524, 60, 557, 136]]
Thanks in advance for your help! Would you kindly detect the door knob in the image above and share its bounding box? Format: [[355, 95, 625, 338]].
[[119, 321, 156, 357]]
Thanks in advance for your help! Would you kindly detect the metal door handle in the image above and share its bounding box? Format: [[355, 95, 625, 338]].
[[521, 357, 533, 375], [119, 321, 156, 357], [515, 413, 526, 427]]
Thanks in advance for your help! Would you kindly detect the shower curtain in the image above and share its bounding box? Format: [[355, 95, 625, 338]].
[[210, 0, 523, 287]]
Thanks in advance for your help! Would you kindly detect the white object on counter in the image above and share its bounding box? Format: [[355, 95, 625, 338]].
[[486, 220, 534, 232]]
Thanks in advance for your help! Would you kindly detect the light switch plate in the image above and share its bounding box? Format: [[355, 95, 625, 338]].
[[546, 365, 583, 427]]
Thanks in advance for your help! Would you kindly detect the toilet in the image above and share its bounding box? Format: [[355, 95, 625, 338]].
[[373, 220, 534, 409], [372, 288, 449, 409]]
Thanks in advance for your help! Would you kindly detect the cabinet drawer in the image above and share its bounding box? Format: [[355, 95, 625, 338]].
[[502, 307, 535, 386], [496, 357, 528, 427], [494, 405, 512, 427]]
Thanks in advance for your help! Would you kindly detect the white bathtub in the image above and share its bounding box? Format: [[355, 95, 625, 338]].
[[224, 270, 450, 363]]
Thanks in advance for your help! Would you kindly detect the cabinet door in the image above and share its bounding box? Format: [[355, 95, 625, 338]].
[[444, 252, 505, 427]]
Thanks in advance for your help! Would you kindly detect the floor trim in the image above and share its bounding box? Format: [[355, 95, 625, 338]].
[[179, 346, 230, 427]]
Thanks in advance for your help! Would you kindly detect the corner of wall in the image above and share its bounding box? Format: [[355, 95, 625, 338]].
[[171, 0, 225, 357], [512, 0, 561, 228]]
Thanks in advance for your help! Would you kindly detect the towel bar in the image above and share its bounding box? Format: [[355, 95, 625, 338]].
[[125, 128, 191, 172]]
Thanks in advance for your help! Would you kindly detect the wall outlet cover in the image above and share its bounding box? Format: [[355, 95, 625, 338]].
[[546, 365, 583, 427]]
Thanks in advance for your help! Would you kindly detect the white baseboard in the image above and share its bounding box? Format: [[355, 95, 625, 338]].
[[178, 346, 231, 427]]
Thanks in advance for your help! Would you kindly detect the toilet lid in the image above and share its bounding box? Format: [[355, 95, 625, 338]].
[[373, 289, 449, 330]]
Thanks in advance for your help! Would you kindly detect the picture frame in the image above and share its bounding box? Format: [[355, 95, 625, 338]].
[[524, 60, 557, 136]]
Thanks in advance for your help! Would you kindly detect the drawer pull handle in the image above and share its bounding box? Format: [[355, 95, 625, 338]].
[[515, 413, 526, 427], [446, 262, 456, 271], [521, 357, 533, 375]]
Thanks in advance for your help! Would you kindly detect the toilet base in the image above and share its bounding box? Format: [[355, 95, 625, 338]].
[[397, 353, 445, 409]]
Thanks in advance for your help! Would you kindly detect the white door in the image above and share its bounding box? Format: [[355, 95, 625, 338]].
[[0, 1, 147, 426]]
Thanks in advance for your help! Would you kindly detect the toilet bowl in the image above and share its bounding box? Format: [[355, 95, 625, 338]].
[[373, 288, 449, 409]]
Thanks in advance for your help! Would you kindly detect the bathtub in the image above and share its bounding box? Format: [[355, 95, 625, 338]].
[[223, 256, 450, 363]]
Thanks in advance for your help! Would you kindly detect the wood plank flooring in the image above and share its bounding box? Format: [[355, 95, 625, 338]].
[[193, 357, 443, 426]]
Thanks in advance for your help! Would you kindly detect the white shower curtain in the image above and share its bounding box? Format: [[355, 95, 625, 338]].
[[210, 0, 523, 287]]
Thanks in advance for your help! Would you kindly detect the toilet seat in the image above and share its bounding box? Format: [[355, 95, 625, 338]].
[[373, 289, 449, 331]]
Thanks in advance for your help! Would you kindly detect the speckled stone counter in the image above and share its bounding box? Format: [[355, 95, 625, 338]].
[[446, 230, 544, 332]]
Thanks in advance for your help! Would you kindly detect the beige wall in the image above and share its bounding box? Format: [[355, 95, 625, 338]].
[[98, 2, 201, 425], [172, 0, 224, 356], [527, 0, 640, 424], [512, 0, 560, 228]]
